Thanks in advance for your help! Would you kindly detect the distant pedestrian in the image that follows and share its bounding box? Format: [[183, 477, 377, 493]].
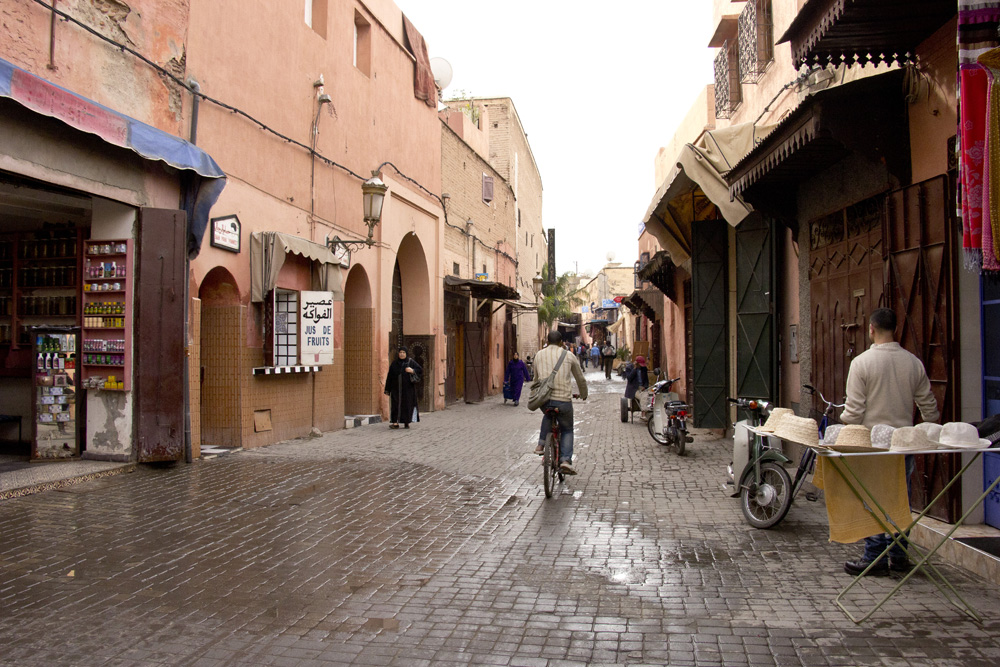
[[503, 352, 530, 406], [589, 343, 600, 369], [385, 346, 422, 429], [601, 341, 616, 379]]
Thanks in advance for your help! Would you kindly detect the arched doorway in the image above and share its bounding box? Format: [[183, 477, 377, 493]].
[[393, 233, 433, 412], [344, 265, 375, 416], [198, 267, 243, 448]]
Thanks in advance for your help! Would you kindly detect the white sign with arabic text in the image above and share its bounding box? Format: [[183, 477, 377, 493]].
[[300, 291, 335, 365]]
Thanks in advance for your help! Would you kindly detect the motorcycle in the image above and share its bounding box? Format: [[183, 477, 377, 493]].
[[647, 376, 692, 455], [724, 397, 793, 528]]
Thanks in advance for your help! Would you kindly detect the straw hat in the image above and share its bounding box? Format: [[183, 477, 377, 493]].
[[938, 422, 991, 449], [832, 425, 873, 451], [890, 427, 937, 452], [759, 407, 794, 433], [773, 415, 820, 447]]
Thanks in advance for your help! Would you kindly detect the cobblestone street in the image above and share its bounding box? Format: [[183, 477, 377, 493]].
[[1, 370, 999, 666]]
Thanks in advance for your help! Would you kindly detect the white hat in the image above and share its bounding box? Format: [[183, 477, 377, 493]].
[[915, 422, 942, 443], [870, 424, 896, 450], [890, 427, 937, 452], [773, 415, 820, 448], [822, 423, 844, 446], [938, 422, 991, 449]]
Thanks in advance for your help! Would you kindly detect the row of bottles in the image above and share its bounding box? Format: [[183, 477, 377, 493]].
[[83, 338, 125, 352], [36, 333, 76, 353], [20, 237, 78, 260], [85, 261, 126, 279], [18, 265, 78, 288], [84, 301, 125, 315], [83, 353, 124, 366], [37, 352, 76, 371], [83, 316, 125, 328], [19, 295, 77, 317]]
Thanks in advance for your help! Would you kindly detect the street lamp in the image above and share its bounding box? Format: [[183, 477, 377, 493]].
[[328, 172, 388, 253], [532, 273, 544, 299]]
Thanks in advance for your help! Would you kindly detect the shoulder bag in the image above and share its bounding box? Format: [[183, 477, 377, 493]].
[[527, 349, 568, 411]]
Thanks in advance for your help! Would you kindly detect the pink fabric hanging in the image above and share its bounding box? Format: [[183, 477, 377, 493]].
[[961, 66, 988, 268]]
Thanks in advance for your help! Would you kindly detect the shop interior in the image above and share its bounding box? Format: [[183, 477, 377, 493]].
[[0, 174, 93, 466]]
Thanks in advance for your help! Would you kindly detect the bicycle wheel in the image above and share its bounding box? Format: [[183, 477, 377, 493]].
[[542, 433, 557, 498], [647, 413, 669, 444], [740, 461, 793, 529]]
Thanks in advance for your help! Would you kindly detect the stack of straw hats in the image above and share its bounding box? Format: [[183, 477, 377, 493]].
[[758, 407, 794, 433], [889, 426, 936, 452], [829, 424, 874, 452], [772, 415, 820, 448]]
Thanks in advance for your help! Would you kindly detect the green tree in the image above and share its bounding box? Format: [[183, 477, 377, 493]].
[[537, 267, 583, 329]]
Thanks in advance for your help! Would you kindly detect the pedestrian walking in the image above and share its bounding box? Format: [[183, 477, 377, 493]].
[[601, 341, 616, 379], [839, 308, 939, 577], [589, 343, 600, 370], [385, 346, 422, 429], [503, 352, 530, 406]]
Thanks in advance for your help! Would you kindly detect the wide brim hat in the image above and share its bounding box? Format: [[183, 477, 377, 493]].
[[829, 424, 874, 452], [773, 415, 820, 447], [890, 426, 937, 452], [759, 407, 794, 433], [938, 421, 991, 449]]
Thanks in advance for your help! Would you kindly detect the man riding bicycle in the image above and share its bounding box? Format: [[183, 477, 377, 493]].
[[533, 330, 588, 475]]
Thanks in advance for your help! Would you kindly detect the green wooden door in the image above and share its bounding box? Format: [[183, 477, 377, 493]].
[[691, 219, 729, 428], [735, 214, 776, 402]]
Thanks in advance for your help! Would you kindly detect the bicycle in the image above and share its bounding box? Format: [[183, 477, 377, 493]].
[[796, 384, 845, 500], [541, 393, 579, 498]]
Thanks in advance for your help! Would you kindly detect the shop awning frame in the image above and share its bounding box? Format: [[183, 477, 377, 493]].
[[0, 58, 226, 258], [726, 68, 909, 202], [777, 0, 956, 68], [444, 275, 520, 301], [250, 232, 344, 302]]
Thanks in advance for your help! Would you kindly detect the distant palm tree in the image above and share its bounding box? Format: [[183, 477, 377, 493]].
[[537, 266, 582, 329]]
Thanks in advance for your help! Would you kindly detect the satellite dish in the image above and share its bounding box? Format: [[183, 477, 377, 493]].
[[430, 57, 453, 90], [606, 251, 616, 264]]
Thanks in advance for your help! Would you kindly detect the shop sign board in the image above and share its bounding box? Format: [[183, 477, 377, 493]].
[[300, 291, 334, 365], [601, 298, 619, 309], [210, 215, 241, 253]]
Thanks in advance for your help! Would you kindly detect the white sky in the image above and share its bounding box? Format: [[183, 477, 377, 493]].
[[398, 0, 715, 277]]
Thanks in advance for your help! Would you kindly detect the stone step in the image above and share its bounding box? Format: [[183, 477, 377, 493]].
[[344, 414, 383, 429], [911, 516, 1000, 584]]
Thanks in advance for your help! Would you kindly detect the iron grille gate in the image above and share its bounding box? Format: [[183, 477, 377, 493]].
[[691, 220, 729, 428]]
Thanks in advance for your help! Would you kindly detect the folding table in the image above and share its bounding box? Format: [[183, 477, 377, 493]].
[[817, 446, 1000, 623]]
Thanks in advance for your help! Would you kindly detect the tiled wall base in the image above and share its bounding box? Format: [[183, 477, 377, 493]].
[[345, 415, 383, 429]]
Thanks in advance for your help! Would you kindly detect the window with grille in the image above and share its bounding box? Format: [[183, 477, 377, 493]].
[[453, 262, 460, 276], [739, 0, 773, 84], [714, 38, 742, 118], [273, 289, 299, 366]]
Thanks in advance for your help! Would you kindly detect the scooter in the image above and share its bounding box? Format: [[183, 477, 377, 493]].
[[724, 398, 793, 528], [647, 377, 692, 455]]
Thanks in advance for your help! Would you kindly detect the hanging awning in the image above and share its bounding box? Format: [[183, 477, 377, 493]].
[[636, 250, 677, 301], [777, 0, 956, 68], [726, 68, 909, 203], [250, 232, 344, 302], [622, 289, 660, 320], [0, 58, 226, 258], [444, 275, 520, 300], [641, 122, 775, 267]]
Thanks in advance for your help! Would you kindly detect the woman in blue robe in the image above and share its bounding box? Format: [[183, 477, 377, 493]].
[[503, 352, 531, 406]]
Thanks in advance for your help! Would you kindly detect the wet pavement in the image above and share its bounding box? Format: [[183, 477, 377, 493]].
[[1, 369, 999, 666]]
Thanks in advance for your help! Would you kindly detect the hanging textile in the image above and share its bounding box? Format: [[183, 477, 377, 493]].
[[980, 49, 1000, 269], [959, 2, 1000, 272]]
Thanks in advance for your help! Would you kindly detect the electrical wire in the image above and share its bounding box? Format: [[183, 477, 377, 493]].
[[30, 0, 368, 183], [34, 0, 520, 269]]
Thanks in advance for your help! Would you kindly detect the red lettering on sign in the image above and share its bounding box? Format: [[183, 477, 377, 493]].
[[11, 69, 128, 146]]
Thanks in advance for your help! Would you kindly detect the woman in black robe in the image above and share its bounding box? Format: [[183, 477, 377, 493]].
[[385, 346, 422, 428]]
